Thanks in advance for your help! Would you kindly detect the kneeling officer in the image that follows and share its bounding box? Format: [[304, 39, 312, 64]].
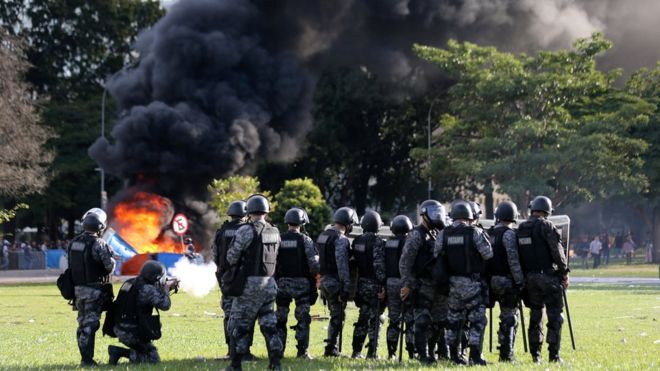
[[108, 260, 175, 364]]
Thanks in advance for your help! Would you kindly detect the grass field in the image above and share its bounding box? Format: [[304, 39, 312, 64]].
[[1, 282, 658, 370], [569, 257, 659, 278]]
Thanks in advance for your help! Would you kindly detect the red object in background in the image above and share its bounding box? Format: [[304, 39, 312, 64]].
[[120, 253, 150, 276]]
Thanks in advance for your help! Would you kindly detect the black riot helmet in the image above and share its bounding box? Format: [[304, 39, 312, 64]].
[[450, 200, 473, 221], [420, 200, 447, 229], [333, 207, 359, 233], [285, 208, 309, 226], [529, 196, 553, 215], [390, 215, 413, 235], [246, 194, 270, 214], [139, 260, 166, 285], [82, 208, 107, 233], [495, 201, 519, 223], [227, 200, 247, 218], [469, 201, 482, 221], [360, 210, 383, 233]]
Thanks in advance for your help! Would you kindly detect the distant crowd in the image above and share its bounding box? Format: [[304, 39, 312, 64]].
[[571, 232, 654, 269], [0, 238, 72, 270]]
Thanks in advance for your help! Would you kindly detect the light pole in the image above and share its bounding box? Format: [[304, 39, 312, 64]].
[[100, 87, 107, 210], [426, 100, 436, 200]]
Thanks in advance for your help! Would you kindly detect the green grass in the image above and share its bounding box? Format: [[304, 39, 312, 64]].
[[1, 283, 659, 370], [569, 258, 659, 278]]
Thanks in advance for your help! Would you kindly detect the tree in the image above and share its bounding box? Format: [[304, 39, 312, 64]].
[[272, 178, 332, 238], [0, 30, 54, 197], [208, 176, 274, 224], [301, 67, 427, 214], [627, 63, 660, 262], [414, 33, 651, 214]]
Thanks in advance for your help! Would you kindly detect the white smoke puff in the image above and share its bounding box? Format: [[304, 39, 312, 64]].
[[168, 257, 217, 298]]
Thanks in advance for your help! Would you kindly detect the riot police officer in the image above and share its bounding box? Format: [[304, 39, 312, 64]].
[[517, 196, 569, 363], [212, 200, 250, 358], [350, 210, 386, 359], [68, 208, 115, 366], [486, 201, 524, 362], [108, 260, 175, 364], [225, 195, 282, 371], [434, 200, 493, 366], [318, 207, 358, 357], [399, 200, 448, 364], [275, 208, 319, 359], [384, 215, 415, 359]]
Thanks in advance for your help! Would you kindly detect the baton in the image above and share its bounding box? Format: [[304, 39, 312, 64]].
[[398, 303, 405, 362], [489, 307, 493, 353], [338, 300, 345, 354], [518, 301, 528, 353], [562, 288, 576, 350]]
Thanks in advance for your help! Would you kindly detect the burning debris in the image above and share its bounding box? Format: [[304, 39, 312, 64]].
[[109, 191, 181, 254]]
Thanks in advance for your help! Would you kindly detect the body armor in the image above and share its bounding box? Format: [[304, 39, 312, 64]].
[[384, 236, 405, 278], [352, 233, 379, 279], [517, 219, 554, 273], [411, 226, 436, 279], [276, 231, 309, 278], [486, 226, 512, 277], [244, 223, 280, 277], [68, 233, 108, 286], [443, 224, 483, 276], [317, 229, 339, 275]]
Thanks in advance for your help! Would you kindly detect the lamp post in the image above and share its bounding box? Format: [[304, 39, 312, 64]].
[[426, 100, 436, 200], [100, 87, 107, 210]]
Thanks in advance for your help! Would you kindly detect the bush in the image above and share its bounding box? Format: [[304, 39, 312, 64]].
[[208, 176, 274, 223], [272, 178, 331, 238]]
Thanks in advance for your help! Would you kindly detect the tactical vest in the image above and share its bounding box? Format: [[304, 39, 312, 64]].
[[276, 231, 309, 278], [317, 229, 340, 275], [385, 236, 405, 278], [443, 224, 483, 276], [352, 233, 379, 280], [114, 277, 161, 341], [244, 223, 280, 277], [214, 220, 242, 271], [517, 219, 554, 273], [68, 233, 108, 286], [486, 226, 512, 277], [411, 226, 436, 279]]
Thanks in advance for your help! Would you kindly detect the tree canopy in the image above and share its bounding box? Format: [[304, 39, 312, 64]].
[[272, 178, 332, 238]]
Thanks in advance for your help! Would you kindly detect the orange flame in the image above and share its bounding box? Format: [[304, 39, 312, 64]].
[[110, 191, 183, 254]]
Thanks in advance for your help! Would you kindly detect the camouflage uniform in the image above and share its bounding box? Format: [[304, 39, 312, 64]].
[[487, 224, 524, 361], [434, 221, 493, 359], [517, 215, 568, 362], [351, 233, 386, 358], [226, 220, 282, 365], [69, 233, 115, 365], [318, 226, 351, 355], [275, 232, 319, 356], [212, 219, 253, 354], [399, 226, 448, 362], [385, 277, 414, 357], [113, 283, 172, 363]]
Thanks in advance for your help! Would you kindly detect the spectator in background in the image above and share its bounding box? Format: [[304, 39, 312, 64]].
[[589, 235, 602, 269], [1, 240, 9, 270], [614, 232, 624, 259], [646, 241, 654, 264], [576, 236, 589, 269], [22, 242, 32, 269], [600, 232, 610, 265], [622, 235, 636, 265]]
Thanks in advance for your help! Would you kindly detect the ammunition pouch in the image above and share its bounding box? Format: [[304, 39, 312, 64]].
[[221, 262, 247, 297], [56, 268, 75, 301]]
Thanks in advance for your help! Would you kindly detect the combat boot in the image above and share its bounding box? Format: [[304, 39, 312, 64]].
[[387, 340, 397, 359], [243, 352, 257, 361], [468, 345, 487, 366], [296, 349, 313, 360], [225, 351, 243, 371], [530, 342, 542, 363], [450, 346, 467, 365], [548, 344, 563, 363], [268, 357, 282, 371], [498, 344, 515, 362], [108, 345, 130, 365], [437, 336, 449, 360]]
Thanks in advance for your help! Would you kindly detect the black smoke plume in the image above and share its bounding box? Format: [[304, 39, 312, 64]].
[[91, 0, 660, 248]]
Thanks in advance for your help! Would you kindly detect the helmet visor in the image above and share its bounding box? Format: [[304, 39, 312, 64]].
[[425, 205, 445, 222]]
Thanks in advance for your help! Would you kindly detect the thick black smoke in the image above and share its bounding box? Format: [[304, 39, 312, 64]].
[[92, 0, 660, 247], [90, 0, 312, 247]]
